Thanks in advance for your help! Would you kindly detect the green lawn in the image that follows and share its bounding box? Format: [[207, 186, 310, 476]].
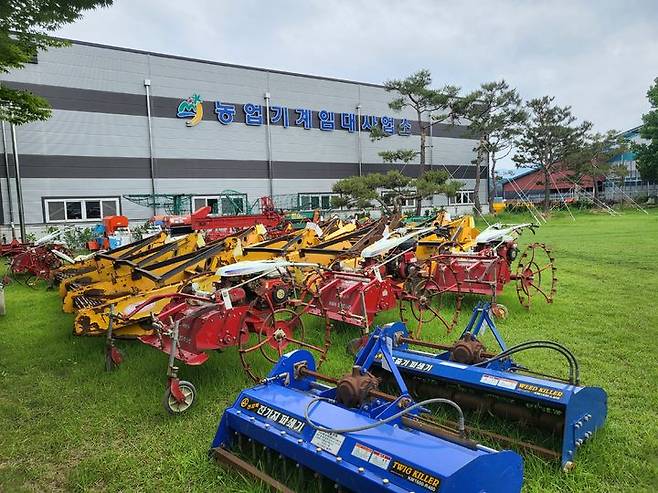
[[1, 210, 657, 492]]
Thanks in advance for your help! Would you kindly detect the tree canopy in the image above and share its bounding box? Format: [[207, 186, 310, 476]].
[[331, 170, 463, 214], [0, 0, 113, 124], [563, 130, 629, 195], [375, 69, 461, 215], [513, 96, 591, 211], [633, 77, 658, 183], [459, 80, 527, 212]]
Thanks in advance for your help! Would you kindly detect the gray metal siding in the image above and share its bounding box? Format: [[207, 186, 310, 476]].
[[1, 40, 485, 227]]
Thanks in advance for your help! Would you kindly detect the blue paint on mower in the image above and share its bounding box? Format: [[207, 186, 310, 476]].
[[211, 329, 524, 492], [361, 302, 607, 471]]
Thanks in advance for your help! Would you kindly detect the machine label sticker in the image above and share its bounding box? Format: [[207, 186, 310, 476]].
[[389, 460, 441, 491], [369, 450, 392, 470], [239, 397, 305, 433], [480, 374, 518, 390], [517, 383, 564, 400], [221, 289, 233, 310], [382, 339, 394, 372], [350, 444, 391, 470], [311, 430, 345, 455], [351, 443, 373, 461], [496, 377, 519, 390], [393, 357, 434, 373]]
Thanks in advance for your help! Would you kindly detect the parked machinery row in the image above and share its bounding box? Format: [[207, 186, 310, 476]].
[[71, 212, 560, 413], [43, 210, 604, 492]]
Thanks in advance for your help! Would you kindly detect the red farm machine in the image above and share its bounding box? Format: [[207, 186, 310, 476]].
[[4, 229, 75, 286], [113, 259, 331, 413], [413, 223, 557, 319]]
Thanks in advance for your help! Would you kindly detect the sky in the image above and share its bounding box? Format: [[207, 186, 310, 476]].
[[55, 0, 658, 171]]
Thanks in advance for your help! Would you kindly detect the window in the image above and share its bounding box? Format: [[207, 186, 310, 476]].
[[381, 191, 416, 208], [193, 196, 219, 214], [449, 190, 475, 205], [192, 194, 246, 215], [298, 193, 337, 211], [44, 197, 120, 223]]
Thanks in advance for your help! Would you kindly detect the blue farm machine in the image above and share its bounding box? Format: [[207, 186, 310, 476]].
[[208, 303, 607, 490], [210, 320, 525, 492], [362, 303, 607, 472]]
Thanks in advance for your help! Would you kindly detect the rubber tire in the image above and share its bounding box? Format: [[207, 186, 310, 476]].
[[162, 380, 197, 415]]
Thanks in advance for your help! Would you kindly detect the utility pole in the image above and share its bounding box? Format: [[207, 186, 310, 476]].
[[264, 92, 274, 198]]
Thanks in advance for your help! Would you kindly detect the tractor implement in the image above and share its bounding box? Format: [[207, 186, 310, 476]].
[[65, 240, 230, 312], [111, 259, 330, 413], [72, 229, 321, 338], [239, 217, 347, 261], [72, 273, 218, 338], [363, 303, 607, 471], [414, 214, 480, 260], [292, 216, 397, 266], [288, 224, 466, 355], [210, 324, 524, 492], [59, 232, 205, 299], [53, 231, 168, 284], [419, 223, 557, 313]]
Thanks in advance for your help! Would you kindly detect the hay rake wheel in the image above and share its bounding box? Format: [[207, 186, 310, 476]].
[[515, 242, 557, 309], [239, 286, 331, 382], [399, 259, 463, 339]]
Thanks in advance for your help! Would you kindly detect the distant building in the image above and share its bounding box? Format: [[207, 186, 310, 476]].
[[0, 39, 485, 236], [501, 167, 602, 203], [605, 125, 656, 199]]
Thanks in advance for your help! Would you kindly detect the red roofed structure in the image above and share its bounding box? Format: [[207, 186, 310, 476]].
[[502, 167, 604, 202]]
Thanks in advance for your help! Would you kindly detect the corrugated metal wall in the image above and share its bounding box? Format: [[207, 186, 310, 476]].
[[0, 41, 485, 228]]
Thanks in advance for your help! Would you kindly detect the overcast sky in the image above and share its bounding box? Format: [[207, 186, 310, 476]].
[[55, 0, 657, 170]]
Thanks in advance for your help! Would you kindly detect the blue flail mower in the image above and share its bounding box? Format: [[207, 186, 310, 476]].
[[362, 302, 608, 472], [210, 328, 524, 492]]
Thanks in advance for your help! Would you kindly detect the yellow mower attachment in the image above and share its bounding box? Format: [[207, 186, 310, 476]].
[[53, 232, 168, 285], [71, 226, 268, 337], [73, 273, 218, 337], [59, 233, 205, 298], [415, 214, 480, 260], [239, 218, 339, 262], [64, 240, 229, 313]]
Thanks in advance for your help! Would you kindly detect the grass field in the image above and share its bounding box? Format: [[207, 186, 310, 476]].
[[1, 210, 657, 492]]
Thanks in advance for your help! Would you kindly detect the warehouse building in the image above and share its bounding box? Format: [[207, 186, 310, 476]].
[[0, 39, 486, 236]]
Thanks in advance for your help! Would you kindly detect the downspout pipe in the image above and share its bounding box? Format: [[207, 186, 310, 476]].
[[144, 78, 157, 215], [356, 104, 362, 176], [10, 123, 26, 242], [264, 92, 273, 198], [1, 121, 15, 239]]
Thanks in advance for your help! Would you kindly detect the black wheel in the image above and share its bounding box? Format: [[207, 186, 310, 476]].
[[162, 380, 196, 414]]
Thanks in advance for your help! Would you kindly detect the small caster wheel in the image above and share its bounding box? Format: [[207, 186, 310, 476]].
[[163, 380, 196, 414], [104, 347, 123, 372]]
